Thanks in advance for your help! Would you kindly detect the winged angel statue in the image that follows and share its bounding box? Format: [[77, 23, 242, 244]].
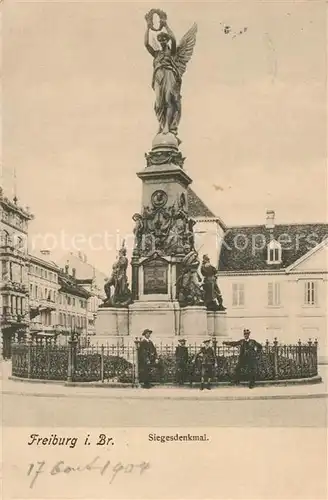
[[144, 10, 197, 139]]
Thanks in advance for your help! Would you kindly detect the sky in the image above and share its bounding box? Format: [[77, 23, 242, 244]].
[[2, 1, 327, 273]]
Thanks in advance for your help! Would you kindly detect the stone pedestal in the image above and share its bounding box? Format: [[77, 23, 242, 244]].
[[95, 308, 129, 337], [128, 300, 180, 342], [207, 311, 227, 337], [180, 306, 208, 338]]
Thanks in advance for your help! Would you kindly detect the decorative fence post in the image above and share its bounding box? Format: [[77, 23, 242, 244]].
[[67, 334, 77, 383], [27, 337, 32, 379], [314, 339, 318, 376], [307, 339, 313, 375], [134, 338, 140, 387], [212, 336, 217, 355], [273, 338, 279, 379], [212, 337, 218, 381], [297, 339, 302, 370], [101, 345, 104, 383]]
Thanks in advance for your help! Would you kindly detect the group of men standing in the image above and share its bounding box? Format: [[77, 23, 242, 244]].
[[137, 328, 263, 390]]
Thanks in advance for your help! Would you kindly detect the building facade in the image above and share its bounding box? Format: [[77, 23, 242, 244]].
[[28, 254, 91, 337], [0, 190, 33, 357], [28, 251, 60, 334], [57, 266, 90, 335], [56, 252, 106, 335], [217, 212, 328, 363]]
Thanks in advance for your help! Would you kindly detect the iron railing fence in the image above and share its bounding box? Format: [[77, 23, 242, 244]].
[[11, 338, 318, 385]]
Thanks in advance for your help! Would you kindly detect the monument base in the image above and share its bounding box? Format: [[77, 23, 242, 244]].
[[128, 300, 181, 342], [207, 311, 227, 337], [180, 306, 208, 338], [95, 307, 129, 337], [94, 303, 228, 345]]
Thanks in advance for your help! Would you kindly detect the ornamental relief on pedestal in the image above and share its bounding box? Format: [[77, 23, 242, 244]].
[[132, 192, 195, 257]]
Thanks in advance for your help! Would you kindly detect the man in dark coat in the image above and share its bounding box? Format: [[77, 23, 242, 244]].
[[138, 329, 157, 388], [196, 339, 216, 390], [223, 329, 262, 388], [175, 338, 189, 385]]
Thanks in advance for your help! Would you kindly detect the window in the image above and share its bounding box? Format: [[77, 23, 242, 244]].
[[67, 296, 71, 306], [16, 236, 23, 250], [268, 282, 281, 306], [1, 230, 10, 246], [232, 283, 245, 307], [45, 271, 48, 280], [72, 298, 76, 307], [304, 281, 318, 306], [267, 240, 282, 264], [41, 269, 44, 278]]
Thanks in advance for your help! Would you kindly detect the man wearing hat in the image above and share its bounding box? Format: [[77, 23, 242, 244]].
[[223, 329, 262, 388], [138, 329, 158, 388], [195, 339, 216, 390], [175, 339, 189, 385]]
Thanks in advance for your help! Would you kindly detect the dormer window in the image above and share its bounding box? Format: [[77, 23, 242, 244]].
[[267, 239, 282, 264]]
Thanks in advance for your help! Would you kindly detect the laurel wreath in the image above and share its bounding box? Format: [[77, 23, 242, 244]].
[[145, 9, 167, 31]]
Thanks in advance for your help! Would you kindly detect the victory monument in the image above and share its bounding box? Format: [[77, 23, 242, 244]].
[[96, 10, 226, 343]]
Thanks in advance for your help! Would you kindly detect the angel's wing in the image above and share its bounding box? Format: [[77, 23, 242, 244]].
[[175, 23, 198, 77]]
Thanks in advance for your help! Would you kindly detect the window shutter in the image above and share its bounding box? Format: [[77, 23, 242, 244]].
[[239, 284, 245, 306], [313, 282, 317, 305], [304, 281, 308, 304], [268, 283, 273, 306], [232, 283, 238, 306]]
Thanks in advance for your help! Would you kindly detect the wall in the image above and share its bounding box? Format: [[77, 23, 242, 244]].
[[218, 272, 328, 362]]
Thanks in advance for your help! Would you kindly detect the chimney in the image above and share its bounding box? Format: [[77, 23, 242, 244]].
[[265, 210, 275, 229], [40, 249, 50, 256], [72, 267, 76, 278], [65, 264, 69, 274]]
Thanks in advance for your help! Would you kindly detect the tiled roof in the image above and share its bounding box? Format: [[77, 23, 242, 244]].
[[58, 273, 91, 299], [187, 188, 217, 218], [218, 223, 328, 272]]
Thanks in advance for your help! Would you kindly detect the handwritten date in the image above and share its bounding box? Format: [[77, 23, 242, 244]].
[[27, 456, 150, 489]]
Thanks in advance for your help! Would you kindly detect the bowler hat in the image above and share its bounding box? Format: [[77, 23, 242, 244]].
[[178, 338, 186, 343], [203, 339, 211, 344], [142, 329, 153, 336]]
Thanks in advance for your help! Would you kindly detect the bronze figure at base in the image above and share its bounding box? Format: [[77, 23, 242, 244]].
[[201, 255, 226, 311], [101, 242, 133, 308]]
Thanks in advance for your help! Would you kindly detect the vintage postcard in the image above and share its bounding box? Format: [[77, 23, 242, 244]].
[[1, 0, 327, 499]]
